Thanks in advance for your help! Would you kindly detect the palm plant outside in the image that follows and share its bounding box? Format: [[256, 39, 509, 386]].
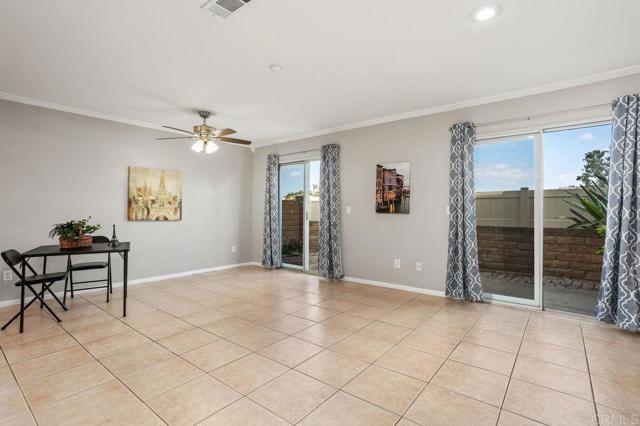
[[565, 150, 609, 253]]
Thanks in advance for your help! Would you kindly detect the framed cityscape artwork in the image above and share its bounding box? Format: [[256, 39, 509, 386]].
[[375, 162, 410, 214]]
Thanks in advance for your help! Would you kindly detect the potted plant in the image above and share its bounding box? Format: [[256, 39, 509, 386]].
[[49, 217, 101, 249]]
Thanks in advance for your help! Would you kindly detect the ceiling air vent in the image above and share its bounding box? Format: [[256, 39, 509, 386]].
[[201, 0, 252, 19]]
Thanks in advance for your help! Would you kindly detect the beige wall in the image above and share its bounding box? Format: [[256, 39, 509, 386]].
[[250, 74, 640, 293], [0, 100, 254, 302], [2, 74, 637, 302]]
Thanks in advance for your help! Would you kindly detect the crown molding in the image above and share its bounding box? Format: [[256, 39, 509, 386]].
[[0, 92, 256, 150], [2, 64, 639, 150], [252, 65, 640, 149], [0, 91, 182, 134]]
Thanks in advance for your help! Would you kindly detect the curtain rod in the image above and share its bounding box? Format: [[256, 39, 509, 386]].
[[449, 101, 614, 132], [472, 101, 613, 129], [278, 149, 321, 157]]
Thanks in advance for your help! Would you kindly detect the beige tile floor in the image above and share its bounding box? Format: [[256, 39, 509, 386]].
[[0, 266, 638, 426]]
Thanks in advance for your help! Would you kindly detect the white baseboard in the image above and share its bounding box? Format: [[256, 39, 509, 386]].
[[248, 258, 448, 298], [1, 261, 538, 314], [343, 275, 446, 298], [0, 262, 256, 309], [109, 262, 256, 288], [342, 276, 543, 312]]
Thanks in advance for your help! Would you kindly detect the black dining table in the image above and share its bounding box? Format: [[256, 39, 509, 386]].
[[20, 242, 130, 331]]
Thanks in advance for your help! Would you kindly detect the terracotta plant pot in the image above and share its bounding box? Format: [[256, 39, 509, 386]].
[[59, 235, 93, 249]]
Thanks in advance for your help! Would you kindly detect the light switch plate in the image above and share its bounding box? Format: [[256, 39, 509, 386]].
[[416, 262, 422, 272], [346, 206, 351, 215], [394, 259, 401, 269]]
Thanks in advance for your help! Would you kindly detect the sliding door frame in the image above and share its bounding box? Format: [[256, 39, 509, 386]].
[[279, 161, 305, 271], [539, 119, 611, 314], [476, 118, 611, 311], [279, 157, 321, 274], [475, 132, 543, 308], [303, 161, 311, 272]]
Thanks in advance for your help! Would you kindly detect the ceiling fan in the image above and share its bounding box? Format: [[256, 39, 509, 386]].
[[156, 110, 251, 154]]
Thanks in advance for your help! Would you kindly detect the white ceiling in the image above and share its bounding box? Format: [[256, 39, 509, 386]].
[[1, 0, 639, 145]]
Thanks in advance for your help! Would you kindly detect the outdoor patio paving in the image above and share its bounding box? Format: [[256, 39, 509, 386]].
[[481, 271, 599, 316], [281, 253, 319, 273]]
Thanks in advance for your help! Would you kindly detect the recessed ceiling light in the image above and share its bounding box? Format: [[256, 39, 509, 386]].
[[473, 4, 501, 22], [270, 64, 283, 73]]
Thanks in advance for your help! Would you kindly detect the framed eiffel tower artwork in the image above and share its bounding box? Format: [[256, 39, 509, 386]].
[[127, 167, 183, 221]]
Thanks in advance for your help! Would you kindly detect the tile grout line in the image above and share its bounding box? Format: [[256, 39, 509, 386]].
[[499, 318, 601, 404], [294, 302, 531, 425], [246, 300, 445, 424], [495, 310, 532, 426], [85, 293, 302, 426], [580, 320, 600, 426], [249, 302, 428, 424], [306, 305, 441, 421], [462, 321, 596, 375], [76, 293, 272, 424], [169, 291, 593, 426], [3, 270, 604, 426], [495, 314, 593, 426], [84, 298, 239, 378], [221, 315, 378, 424], [398, 303, 484, 425], [334, 346, 434, 423], [0, 346, 39, 426], [98, 308, 296, 423], [3, 306, 155, 425], [48, 308, 173, 426]]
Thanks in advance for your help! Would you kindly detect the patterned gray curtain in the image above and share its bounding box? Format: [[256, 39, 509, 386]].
[[597, 94, 640, 331], [445, 122, 483, 302], [262, 154, 282, 268], [319, 144, 344, 279]]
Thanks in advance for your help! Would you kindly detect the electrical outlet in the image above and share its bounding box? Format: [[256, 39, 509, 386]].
[[346, 206, 352, 215], [416, 262, 422, 272], [394, 259, 401, 269], [3, 270, 12, 281], [231, 245, 237, 253]]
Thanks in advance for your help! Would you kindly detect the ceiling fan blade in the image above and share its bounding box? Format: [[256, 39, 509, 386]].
[[213, 128, 237, 137], [162, 125, 194, 135], [217, 137, 252, 145], [156, 137, 195, 140]]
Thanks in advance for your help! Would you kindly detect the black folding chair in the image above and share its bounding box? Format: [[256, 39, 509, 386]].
[[1, 249, 68, 332], [63, 236, 112, 304]]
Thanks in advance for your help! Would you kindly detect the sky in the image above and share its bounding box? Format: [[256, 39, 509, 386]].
[[474, 124, 611, 192], [279, 160, 320, 198]]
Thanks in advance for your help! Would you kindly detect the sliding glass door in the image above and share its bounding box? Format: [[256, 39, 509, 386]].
[[542, 123, 611, 315], [279, 160, 321, 273], [475, 122, 611, 315], [306, 161, 321, 274], [475, 133, 541, 306], [280, 163, 305, 268]]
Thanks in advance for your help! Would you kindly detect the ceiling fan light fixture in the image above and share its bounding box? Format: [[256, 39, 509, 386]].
[[157, 111, 251, 151], [205, 141, 219, 154], [191, 139, 205, 153]]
